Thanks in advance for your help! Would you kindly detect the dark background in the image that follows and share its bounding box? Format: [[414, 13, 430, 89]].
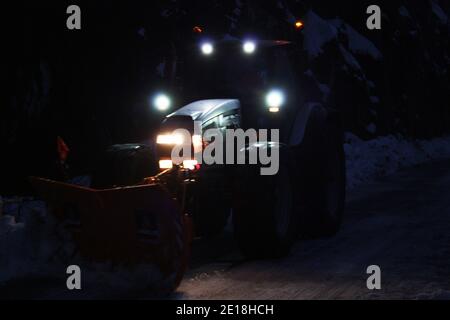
[[2, 0, 450, 194]]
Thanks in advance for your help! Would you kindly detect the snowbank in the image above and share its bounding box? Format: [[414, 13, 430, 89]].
[[345, 133, 450, 189], [0, 200, 72, 283], [0, 199, 168, 294]]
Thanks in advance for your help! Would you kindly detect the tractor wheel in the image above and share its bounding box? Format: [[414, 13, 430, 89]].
[[147, 192, 191, 293], [232, 148, 299, 259], [294, 106, 346, 238], [91, 144, 157, 189]]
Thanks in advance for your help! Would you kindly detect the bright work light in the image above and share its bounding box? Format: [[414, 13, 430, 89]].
[[201, 42, 214, 55], [243, 41, 256, 54], [153, 94, 171, 111], [265, 90, 285, 109]]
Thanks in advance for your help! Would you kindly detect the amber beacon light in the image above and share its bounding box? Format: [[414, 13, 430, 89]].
[[294, 20, 304, 29]]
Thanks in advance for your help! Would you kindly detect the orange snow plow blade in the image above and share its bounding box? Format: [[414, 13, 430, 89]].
[[30, 176, 192, 290]]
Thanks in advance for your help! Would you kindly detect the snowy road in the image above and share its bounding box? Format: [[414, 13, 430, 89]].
[[2, 158, 450, 299], [174, 158, 450, 300]]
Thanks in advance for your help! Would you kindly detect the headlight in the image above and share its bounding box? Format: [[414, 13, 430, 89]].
[[158, 159, 199, 170], [243, 41, 256, 54], [153, 94, 171, 111], [156, 134, 184, 145], [157, 134, 202, 147], [201, 42, 214, 55], [159, 159, 173, 169], [265, 90, 285, 112]]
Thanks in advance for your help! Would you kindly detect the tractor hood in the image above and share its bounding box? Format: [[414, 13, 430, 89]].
[[167, 99, 240, 123]]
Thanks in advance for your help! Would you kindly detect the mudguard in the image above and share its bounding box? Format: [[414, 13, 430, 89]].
[[288, 102, 319, 147], [289, 103, 343, 147]]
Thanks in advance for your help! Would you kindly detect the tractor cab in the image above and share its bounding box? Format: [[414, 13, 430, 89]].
[[179, 39, 301, 128], [151, 38, 303, 128], [153, 38, 304, 171]]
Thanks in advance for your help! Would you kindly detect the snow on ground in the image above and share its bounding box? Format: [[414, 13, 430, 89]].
[[345, 133, 450, 189], [0, 200, 73, 283], [0, 197, 168, 294]]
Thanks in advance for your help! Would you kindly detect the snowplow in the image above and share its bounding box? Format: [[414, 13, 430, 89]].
[[30, 166, 193, 291], [31, 38, 346, 292]]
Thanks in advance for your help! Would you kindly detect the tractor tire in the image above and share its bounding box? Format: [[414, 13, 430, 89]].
[[294, 106, 346, 238], [91, 144, 157, 189], [232, 148, 299, 259], [150, 194, 191, 293]]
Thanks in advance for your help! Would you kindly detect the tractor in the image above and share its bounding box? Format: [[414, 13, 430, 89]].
[[31, 37, 346, 291]]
